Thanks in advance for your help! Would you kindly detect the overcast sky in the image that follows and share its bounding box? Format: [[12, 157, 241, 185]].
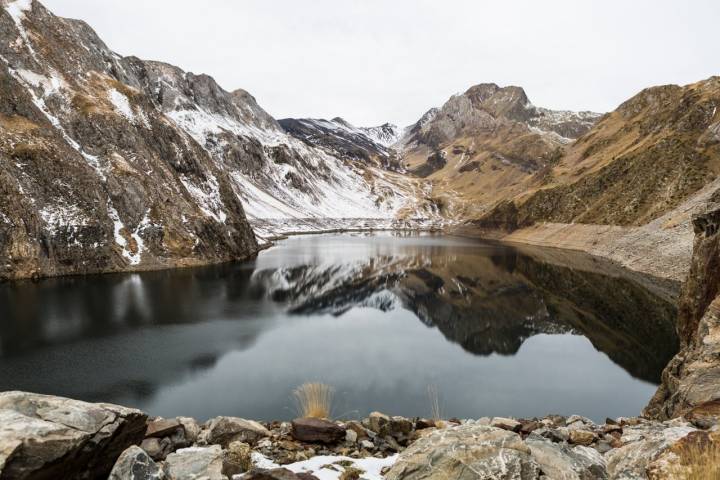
[[42, 0, 720, 127]]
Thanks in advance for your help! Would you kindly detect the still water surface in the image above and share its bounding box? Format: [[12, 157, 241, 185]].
[[0, 233, 678, 421]]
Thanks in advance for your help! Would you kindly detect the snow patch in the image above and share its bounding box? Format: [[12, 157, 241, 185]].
[[5, 0, 38, 61], [247, 453, 397, 480], [107, 88, 135, 121], [181, 175, 227, 223]]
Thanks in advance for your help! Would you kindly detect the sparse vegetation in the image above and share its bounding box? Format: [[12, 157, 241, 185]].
[[72, 94, 99, 116], [339, 466, 364, 480], [671, 438, 720, 480], [293, 382, 334, 419], [427, 384, 443, 421]]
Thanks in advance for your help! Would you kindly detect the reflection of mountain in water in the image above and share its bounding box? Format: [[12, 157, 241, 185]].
[[251, 248, 678, 383]]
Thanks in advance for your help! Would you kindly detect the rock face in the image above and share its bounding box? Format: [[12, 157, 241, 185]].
[[396, 82, 601, 219], [645, 203, 720, 419], [476, 77, 720, 229], [278, 117, 402, 170], [0, 391, 147, 480]]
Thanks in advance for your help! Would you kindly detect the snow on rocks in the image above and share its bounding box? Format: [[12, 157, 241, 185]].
[[107, 88, 135, 121], [247, 453, 398, 480]]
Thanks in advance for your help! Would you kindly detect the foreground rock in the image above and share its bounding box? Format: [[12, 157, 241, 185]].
[[291, 418, 346, 444], [0, 391, 147, 480], [109, 446, 164, 480], [385, 422, 603, 480], [164, 446, 224, 480]]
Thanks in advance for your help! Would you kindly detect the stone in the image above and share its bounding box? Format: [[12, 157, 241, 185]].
[[491, 416, 522, 432], [568, 429, 596, 446], [359, 440, 374, 450], [108, 446, 164, 480], [386, 416, 413, 439], [140, 438, 165, 461], [345, 429, 358, 443], [223, 441, 252, 477], [245, 468, 318, 479], [201, 416, 270, 447], [525, 435, 607, 479], [291, 418, 346, 444], [164, 445, 224, 480], [146, 418, 183, 438], [684, 399, 720, 429], [385, 424, 541, 479], [345, 421, 369, 440], [367, 412, 390, 433], [177, 417, 201, 444], [0, 391, 147, 480], [519, 420, 540, 434], [415, 418, 435, 430]]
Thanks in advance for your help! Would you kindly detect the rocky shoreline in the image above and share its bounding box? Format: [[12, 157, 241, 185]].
[[1, 391, 719, 480]]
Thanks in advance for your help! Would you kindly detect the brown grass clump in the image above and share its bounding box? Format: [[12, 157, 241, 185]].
[[72, 94, 100, 116], [293, 383, 334, 419], [671, 439, 720, 480], [339, 466, 364, 480]]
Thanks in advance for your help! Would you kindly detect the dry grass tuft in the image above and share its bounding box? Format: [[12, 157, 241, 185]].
[[427, 384, 443, 421], [293, 382, 334, 419], [339, 466, 364, 480], [673, 439, 720, 480]]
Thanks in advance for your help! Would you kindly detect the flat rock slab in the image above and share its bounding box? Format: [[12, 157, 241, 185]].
[[0, 391, 147, 480], [291, 418, 346, 444], [164, 445, 224, 480], [146, 418, 183, 438], [201, 416, 270, 447]]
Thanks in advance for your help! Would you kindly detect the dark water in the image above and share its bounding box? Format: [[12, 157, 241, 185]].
[[0, 233, 678, 422]]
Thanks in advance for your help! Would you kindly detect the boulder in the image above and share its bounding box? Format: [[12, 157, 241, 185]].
[[0, 391, 147, 480], [568, 429, 596, 446], [108, 446, 164, 480], [146, 418, 183, 438], [525, 435, 606, 479], [200, 416, 270, 447], [385, 424, 541, 479], [223, 441, 252, 477], [491, 417, 522, 432], [140, 438, 165, 461], [367, 412, 390, 433], [164, 446, 224, 480], [291, 418, 346, 444], [176, 417, 201, 444], [605, 420, 697, 479]]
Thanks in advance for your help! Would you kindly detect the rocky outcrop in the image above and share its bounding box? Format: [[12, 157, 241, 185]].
[[278, 117, 402, 170], [645, 203, 720, 419], [0, 391, 147, 479]]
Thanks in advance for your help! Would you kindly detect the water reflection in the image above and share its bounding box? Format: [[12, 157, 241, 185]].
[[0, 233, 678, 420]]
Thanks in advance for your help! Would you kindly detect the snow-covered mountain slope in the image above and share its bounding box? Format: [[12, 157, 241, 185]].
[[278, 117, 402, 171], [0, 0, 438, 279]]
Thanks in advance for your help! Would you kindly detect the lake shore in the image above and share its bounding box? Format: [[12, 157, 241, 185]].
[[1, 390, 716, 479]]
